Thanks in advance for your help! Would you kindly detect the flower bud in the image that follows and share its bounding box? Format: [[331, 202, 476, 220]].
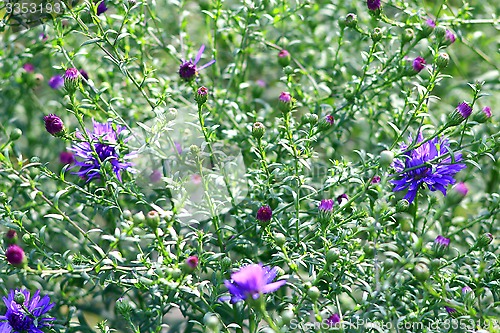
[[307, 286, 320, 301], [195, 86, 208, 105], [461, 285, 474, 304], [278, 49, 291, 67], [447, 101, 472, 127], [436, 52, 450, 69], [318, 115, 334, 131], [433, 26, 446, 41], [4, 229, 18, 245], [189, 144, 200, 155], [402, 28, 414, 44], [9, 128, 22, 141], [413, 262, 430, 282], [371, 28, 383, 42], [132, 211, 146, 226], [446, 182, 468, 205], [418, 19, 435, 39], [473, 106, 492, 123], [43, 114, 65, 137], [326, 248, 340, 263], [301, 113, 318, 125], [14, 291, 26, 305], [379, 150, 394, 168], [284, 66, 294, 75], [183, 255, 199, 272], [278, 92, 294, 112], [204, 314, 220, 331], [433, 235, 450, 257], [256, 205, 272, 225], [280, 310, 294, 325], [252, 122, 265, 139], [146, 210, 160, 229], [166, 108, 178, 121], [396, 199, 410, 212], [275, 233, 286, 247], [5, 244, 27, 268], [64, 67, 80, 93], [344, 13, 358, 29], [474, 233, 493, 250], [366, 0, 381, 11]]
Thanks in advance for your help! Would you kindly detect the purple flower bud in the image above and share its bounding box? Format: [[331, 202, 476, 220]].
[[445, 30, 456, 44], [412, 57, 426, 72], [454, 182, 468, 196], [23, 63, 34, 73], [445, 306, 456, 315], [48, 75, 64, 89], [43, 114, 65, 136], [366, 0, 381, 11], [64, 68, 80, 92], [326, 313, 341, 326], [482, 106, 492, 118], [5, 244, 26, 267], [461, 285, 473, 295], [59, 151, 75, 164], [186, 255, 199, 270], [150, 169, 162, 183], [256, 205, 272, 224], [279, 92, 292, 103], [318, 199, 334, 212], [456, 102, 472, 119], [97, 0, 108, 15], [426, 19, 436, 28], [434, 235, 450, 248], [371, 175, 381, 184], [6, 229, 17, 240], [278, 49, 291, 67], [325, 115, 334, 125], [195, 86, 209, 105]]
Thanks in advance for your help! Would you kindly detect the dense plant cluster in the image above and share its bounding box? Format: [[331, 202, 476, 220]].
[[0, 0, 499, 332]]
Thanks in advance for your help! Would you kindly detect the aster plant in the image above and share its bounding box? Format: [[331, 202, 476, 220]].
[[391, 133, 466, 203], [69, 120, 136, 182]]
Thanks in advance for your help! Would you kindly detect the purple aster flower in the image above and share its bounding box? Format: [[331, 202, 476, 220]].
[[96, 0, 108, 15], [434, 235, 450, 248], [59, 151, 75, 165], [68, 120, 136, 182], [318, 199, 334, 212], [366, 0, 381, 11], [391, 133, 466, 203], [453, 182, 468, 196], [179, 45, 216, 81], [48, 75, 64, 89], [5, 245, 26, 267], [43, 114, 65, 136], [278, 49, 290, 58], [256, 205, 272, 224], [326, 313, 341, 326], [445, 30, 456, 44], [426, 19, 436, 28], [0, 289, 55, 332], [412, 57, 426, 72], [219, 263, 286, 303]]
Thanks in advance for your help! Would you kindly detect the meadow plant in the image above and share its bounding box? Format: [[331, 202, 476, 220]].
[[0, 0, 499, 332]]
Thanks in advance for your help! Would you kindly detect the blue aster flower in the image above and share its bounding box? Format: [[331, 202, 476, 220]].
[[69, 120, 136, 182], [219, 263, 286, 304], [391, 133, 466, 203], [0, 289, 55, 333]]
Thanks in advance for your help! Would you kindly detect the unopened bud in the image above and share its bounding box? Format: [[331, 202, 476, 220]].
[[436, 52, 450, 69], [252, 122, 265, 139]]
